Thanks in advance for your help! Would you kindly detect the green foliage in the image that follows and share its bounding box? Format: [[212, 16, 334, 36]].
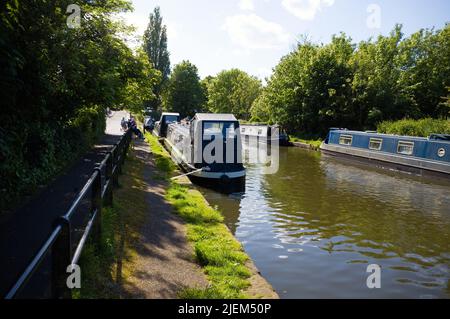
[[0, 0, 159, 213], [205, 69, 262, 120], [167, 185, 251, 299], [163, 60, 206, 117], [119, 48, 161, 115], [251, 24, 450, 136], [377, 118, 450, 137], [143, 6, 170, 110], [145, 132, 177, 174], [167, 183, 224, 224]]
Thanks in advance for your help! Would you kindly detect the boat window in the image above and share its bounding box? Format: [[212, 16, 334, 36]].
[[369, 138, 383, 151], [339, 134, 353, 146], [258, 129, 263, 135], [397, 141, 414, 155], [165, 115, 178, 124], [203, 122, 236, 139], [241, 127, 246, 133]]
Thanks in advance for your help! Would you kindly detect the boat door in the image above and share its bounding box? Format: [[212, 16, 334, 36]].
[[201, 121, 238, 172]]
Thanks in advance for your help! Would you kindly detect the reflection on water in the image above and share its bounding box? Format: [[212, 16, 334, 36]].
[[198, 147, 450, 298]]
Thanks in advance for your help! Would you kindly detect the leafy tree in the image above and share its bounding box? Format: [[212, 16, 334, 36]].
[[143, 6, 170, 86], [251, 24, 450, 136], [0, 0, 158, 212], [398, 25, 450, 118], [206, 69, 262, 120], [163, 60, 206, 117], [350, 25, 408, 127]]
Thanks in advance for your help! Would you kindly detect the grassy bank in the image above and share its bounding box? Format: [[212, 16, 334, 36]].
[[289, 135, 323, 149], [74, 145, 147, 298], [377, 118, 450, 137], [145, 133, 252, 298]]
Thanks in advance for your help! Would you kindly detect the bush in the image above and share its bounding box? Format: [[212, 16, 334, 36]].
[[0, 105, 106, 214], [377, 118, 450, 137]]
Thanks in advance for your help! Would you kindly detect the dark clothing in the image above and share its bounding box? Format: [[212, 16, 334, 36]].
[[128, 119, 143, 139]]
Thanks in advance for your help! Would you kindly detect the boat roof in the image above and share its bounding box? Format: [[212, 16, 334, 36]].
[[194, 113, 237, 121], [162, 112, 180, 116], [329, 129, 450, 142]]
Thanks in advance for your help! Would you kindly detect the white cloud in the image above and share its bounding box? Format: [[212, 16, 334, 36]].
[[239, 0, 255, 11], [223, 14, 290, 50], [282, 0, 335, 21]]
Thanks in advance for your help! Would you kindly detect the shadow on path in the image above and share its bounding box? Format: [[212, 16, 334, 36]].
[[120, 141, 208, 299]]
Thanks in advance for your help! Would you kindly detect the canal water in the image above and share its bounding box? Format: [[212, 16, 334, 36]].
[[197, 146, 450, 298]]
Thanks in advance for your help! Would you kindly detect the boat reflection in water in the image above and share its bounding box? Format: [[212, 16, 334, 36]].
[[197, 146, 450, 299]]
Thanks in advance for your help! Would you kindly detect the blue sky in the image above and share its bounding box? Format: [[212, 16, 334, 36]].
[[123, 0, 449, 80]]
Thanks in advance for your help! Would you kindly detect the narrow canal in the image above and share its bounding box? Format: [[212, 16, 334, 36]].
[[197, 146, 450, 298]]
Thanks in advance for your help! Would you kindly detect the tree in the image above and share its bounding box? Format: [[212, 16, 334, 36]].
[[206, 69, 262, 120], [119, 48, 161, 114], [163, 60, 205, 117], [143, 6, 170, 86], [251, 24, 450, 136], [0, 0, 159, 212], [398, 24, 450, 118]]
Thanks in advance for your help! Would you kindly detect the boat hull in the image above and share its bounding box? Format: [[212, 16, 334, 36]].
[[320, 142, 450, 178], [164, 138, 246, 194], [189, 174, 245, 194]]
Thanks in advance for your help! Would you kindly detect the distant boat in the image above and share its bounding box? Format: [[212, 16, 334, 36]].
[[165, 113, 246, 194], [320, 128, 450, 177], [153, 112, 180, 138], [240, 123, 290, 146]]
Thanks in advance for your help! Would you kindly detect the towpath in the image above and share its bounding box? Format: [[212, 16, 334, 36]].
[[121, 140, 209, 298]]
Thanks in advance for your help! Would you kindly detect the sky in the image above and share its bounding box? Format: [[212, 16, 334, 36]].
[[122, 0, 450, 80]]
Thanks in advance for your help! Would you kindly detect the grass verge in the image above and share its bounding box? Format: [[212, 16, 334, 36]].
[[73, 145, 147, 298], [145, 132, 252, 299], [377, 118, 450, 137], [289, 135, 323, 149]]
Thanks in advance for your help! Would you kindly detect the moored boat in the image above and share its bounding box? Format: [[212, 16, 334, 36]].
[[164, 113, 246, 194], [153, 112, 180, 138], [320, 128, 450, 177], [240, 123, 290, 146]]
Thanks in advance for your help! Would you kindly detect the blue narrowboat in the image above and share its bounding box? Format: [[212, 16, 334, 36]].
[[320, 129, 450, 177]]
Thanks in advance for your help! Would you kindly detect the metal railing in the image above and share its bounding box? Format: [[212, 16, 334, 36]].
[[5, 130, 132, 299]]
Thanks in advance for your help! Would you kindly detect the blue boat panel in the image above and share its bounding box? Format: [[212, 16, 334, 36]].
[[327, 129, 450, 163]]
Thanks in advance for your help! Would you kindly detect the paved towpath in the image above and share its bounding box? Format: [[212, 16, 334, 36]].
[[121, 140, 209, 298], [0, 111, 127, 297], [121, 140, 278, 299]]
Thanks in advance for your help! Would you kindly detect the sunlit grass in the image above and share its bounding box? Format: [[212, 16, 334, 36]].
[[145, 133, 252, 299], [74, 148, 147, 298], [289, 135, 323, 148]]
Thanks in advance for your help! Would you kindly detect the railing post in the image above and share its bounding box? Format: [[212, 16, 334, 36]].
[[92, 168, 102, 244], [104, 153, 113, 206], [123, 130, 131, 162], [51, 216, 72, 299], [116, 141, 123, 175]]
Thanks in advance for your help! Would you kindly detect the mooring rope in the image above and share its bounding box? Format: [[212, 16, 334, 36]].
[[170, 167, 208, 180]]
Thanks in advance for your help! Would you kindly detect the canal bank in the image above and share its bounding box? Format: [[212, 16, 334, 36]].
[[75, 135, 277, 299], [141, 134, 278, 298]]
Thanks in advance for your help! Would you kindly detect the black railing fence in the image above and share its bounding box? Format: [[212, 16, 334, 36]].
[[5, 130, 132, 299]]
